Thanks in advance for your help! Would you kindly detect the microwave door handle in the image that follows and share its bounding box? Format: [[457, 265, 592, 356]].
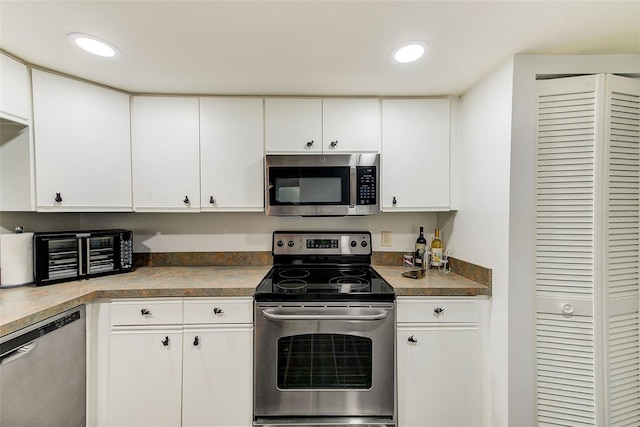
[[349, 166, 357, 208], [262, 309, 389, 321], [78, 239, 83, 275], [86, 239, 91, 275]]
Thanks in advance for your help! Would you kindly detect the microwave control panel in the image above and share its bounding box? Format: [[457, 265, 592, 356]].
[[357, 166, 377, 205]]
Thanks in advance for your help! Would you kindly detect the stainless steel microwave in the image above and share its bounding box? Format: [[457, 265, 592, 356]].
[[265, 153, 380, 216]]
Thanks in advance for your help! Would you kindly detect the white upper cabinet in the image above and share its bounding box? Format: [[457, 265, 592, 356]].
[[322, 98, 380, 152], [132, 96, 200, 212], [199, 97, 264, 211], [0, 53, 31, 124], [265, 98, 380, 154], [31, 69, 132, 211], [265, 98, 322, 153], [381, 99, 450, 211]]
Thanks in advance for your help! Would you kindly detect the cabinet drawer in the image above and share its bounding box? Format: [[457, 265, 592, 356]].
[[184, 298, 253, 324], [111, 298, 183, 326], [397, 297, 479, 323]]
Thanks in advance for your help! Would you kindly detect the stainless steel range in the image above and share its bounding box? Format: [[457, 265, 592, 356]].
[[254, 231, 396, 427]]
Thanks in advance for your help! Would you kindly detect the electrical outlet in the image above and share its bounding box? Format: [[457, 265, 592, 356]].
[[381, 231, 392, 247]]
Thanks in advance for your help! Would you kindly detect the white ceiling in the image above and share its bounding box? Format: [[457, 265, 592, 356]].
[[1, 1, 639, 96]]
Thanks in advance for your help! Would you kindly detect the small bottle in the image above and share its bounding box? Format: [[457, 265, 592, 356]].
[[431, 228, 443, 268], [414, 227, 427, 269]]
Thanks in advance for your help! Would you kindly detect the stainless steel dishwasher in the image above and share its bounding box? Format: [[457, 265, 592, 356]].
[[0, 305, 86, 427]]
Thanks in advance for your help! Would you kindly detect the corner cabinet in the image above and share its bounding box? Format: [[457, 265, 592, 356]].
[[396, 297, 482, 427], [131, 96, 200, 212], [265, 98, 380, 153], [105, 297, 253, 427], [381, 99, 450, 211], [199, 97, 264, 211], [31, 70, 132, 211], [0, 53, 31, 124]]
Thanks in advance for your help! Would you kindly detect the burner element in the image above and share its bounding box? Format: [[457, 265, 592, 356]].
[[278, 269, 311, 279], [277, 279, 308, 292], [339, 269, 367, 278], [329, 276, 370, 292]]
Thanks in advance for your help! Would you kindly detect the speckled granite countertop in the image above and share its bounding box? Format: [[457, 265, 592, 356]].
[[0, 265, 489, 337]]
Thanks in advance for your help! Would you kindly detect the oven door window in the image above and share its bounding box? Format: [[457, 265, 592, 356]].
[[269, 167, 350, 205], [277, 333, 372, 389]]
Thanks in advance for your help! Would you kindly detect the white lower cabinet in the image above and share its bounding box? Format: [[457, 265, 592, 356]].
[[396, 297, 482, 427], [106, 297, 253, 427]]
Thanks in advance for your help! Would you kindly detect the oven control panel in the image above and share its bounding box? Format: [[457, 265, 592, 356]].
[[273, 232, 371, 256]]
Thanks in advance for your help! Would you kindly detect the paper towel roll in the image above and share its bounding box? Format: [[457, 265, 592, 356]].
[[0, 232, 34, 286]]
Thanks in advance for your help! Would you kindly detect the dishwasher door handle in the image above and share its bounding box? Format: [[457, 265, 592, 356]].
[[262, 309, 389, 321], [0, 341, 37, 364]]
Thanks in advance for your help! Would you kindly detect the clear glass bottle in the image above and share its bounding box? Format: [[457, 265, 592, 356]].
[[430, 228, 443, 268]]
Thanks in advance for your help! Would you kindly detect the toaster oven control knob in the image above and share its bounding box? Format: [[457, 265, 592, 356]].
[[361, 240, 368, 247], [55, 192, 62, 203], [287, 240, 294, 247], [350, 240, 357, 247], [276, 240, 284, 247]]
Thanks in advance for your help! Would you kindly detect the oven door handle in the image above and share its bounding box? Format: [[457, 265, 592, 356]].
[[261, 308, 389, 321]]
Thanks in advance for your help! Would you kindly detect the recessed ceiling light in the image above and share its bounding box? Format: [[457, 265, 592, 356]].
[[391, 41, 428, 63], [67, 33, 120, 58]]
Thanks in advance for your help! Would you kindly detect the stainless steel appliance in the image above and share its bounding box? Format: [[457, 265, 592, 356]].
[[34, 229, 133, 286], [254, 231, 396, 427], [265, 154, 380, 216], [0, 305, 86, 427]]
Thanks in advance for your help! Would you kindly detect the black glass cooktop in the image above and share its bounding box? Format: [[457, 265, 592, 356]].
[[254, 265, 395, 302]]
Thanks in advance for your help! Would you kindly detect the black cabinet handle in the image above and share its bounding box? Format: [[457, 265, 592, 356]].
[[193, 336, 199, 347], [141, 308, 151, 316], [213, 307, 223, 315], [392, 196, 397, 206], [408, 335, 417, 343], [183, 196, 190, 204], [434, 307, 445, 315], [55, 193, 62, 203], [306, 140, 314, 148], [161, 336, 170, 346], [330, 140, 338, 148], [209, 196, 215, 205]]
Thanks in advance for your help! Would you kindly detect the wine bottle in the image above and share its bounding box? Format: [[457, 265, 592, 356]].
[[414, 226, 427, 268], [431, 228, 443, 268]]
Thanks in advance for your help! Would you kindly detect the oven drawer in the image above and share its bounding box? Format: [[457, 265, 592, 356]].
[[110, 298, 183, 326], [184, 298, 253, 324], [397, 297, 479, 323]]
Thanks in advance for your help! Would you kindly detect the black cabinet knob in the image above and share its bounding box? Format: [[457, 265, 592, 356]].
[[162, 336, 170, 346], [434, 307, 445, 315], [392, 196, 397, 206], [141, 308, 151, 316], [55, 193, 62, 203], [193, 336, 199, 346], [183, 196, 190, 204], [330, 140, 338, 148], [408, 335, 417, 343], [213, 307, 223, 315], [306, 140, 314, 148], [209, 196, 215, 205]]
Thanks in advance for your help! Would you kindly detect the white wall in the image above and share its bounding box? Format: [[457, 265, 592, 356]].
[[0, 211, 436, 253], [440, 57, 515, 427], [508, 54, 640, 427]]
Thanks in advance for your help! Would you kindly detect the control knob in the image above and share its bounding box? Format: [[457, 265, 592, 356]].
[[361, 241, 368, 247], [350, 240, 357, 247], [287, 240, 295, 247], [276, 240, 284, 248]]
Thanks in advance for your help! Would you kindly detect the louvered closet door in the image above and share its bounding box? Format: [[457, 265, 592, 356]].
[[606, 75, 640, 427], [536, 74, 640, 427], [536, 75, 598, 427]]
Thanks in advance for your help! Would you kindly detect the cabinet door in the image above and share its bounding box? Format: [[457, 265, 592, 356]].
[[132, 96, 200, 211], [396, 325, 481, 427], [381, 99, 450, 211], [31, 70, 132, 211], [107, 328, 183, 427], [182, 326, 253, 427], [265, 98, 322, 153], [0, 53, 30, 123], [200, 97, 264, 211], [323, 98, 380, 152]]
